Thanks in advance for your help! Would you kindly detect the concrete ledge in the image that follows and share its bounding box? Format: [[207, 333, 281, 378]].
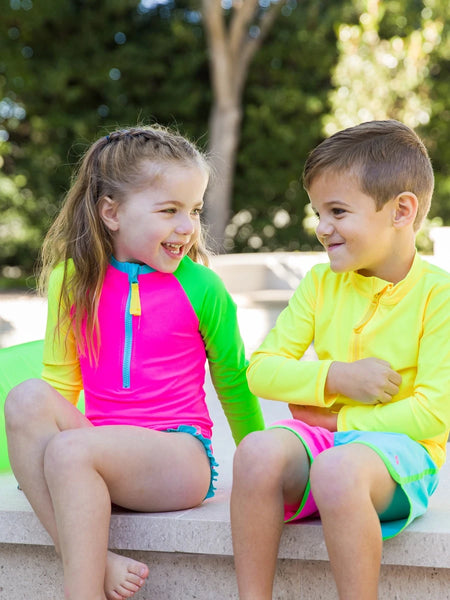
[[1, 457, 450, 600]]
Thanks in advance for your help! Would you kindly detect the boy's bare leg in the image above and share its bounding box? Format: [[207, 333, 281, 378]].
[[310, 444, 398, 600], [231, 429, 310, 600]]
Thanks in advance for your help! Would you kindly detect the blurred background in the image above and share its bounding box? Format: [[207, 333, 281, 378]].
[[1, 0, 449, 291]]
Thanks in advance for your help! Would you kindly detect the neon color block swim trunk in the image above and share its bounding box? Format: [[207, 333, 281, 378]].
[[268, 420, 439, 539], [267, 419, 334, 522]]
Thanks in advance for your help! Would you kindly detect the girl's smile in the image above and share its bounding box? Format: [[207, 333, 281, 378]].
[[100, 161, 209, 272]]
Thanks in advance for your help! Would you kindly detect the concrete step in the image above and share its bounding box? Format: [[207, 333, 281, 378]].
[[1, 457, 450, 600]]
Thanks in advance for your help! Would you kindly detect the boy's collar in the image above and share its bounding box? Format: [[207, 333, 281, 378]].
[[349, 251, 422, 302]]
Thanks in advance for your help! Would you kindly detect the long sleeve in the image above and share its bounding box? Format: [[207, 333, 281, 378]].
[[178, 259, 265, 445], [41, 263, 83, 406], [338, 277, 450, 465], [247, 267, 334, 408]]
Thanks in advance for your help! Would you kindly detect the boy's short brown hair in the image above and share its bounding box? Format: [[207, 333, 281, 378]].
[[302, 120, 434, 231]]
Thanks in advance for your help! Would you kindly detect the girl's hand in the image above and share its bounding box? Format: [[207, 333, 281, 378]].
[[288, 404, 338, 432], [326, 358, 402, 405]]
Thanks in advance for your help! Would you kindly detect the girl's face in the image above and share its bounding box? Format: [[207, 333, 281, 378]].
[[100, 161, 208, 272]]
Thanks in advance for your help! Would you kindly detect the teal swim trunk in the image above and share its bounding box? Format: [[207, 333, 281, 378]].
[[269, 420, 439, 540], [334, 430, 439, 539]]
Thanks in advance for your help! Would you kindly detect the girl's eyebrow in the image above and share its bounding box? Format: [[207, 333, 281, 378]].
[[153, 200, 204, 208]]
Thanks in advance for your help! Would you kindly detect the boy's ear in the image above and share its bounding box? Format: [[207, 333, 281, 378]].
[[392, 192, 418, 229], [98, 196, 120, 232]]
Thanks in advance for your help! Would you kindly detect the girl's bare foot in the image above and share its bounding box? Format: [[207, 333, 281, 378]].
[[105, 551, 149, 600]]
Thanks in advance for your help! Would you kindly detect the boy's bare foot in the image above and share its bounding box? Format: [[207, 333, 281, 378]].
[[105, 551, 149, 600]]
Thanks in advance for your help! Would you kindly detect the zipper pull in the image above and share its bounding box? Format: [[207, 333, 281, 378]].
[[130, 281, 141, 316]]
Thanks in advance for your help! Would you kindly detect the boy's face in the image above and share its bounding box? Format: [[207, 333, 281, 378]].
[[308, 170, 398, 280]]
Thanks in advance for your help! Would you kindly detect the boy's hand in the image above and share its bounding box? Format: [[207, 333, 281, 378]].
[[326, 358, 402, 405], [288, 404, 338, 432]]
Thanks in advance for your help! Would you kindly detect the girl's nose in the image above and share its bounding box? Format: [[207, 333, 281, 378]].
[[175, 213, 195, 235]]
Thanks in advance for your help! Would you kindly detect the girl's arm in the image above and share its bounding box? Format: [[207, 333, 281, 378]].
[[192, 267, 265, 445], [41, 263, 83, 406]]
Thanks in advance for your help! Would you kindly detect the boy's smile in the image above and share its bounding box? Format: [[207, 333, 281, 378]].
[[308, 170, 408, 282]]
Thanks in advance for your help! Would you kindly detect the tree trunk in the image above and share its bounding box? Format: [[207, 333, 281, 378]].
[[205, 99, 242, 251], [201, 0, 286, 252]]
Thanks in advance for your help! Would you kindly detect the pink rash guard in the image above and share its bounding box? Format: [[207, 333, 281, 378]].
[[42, 256, 264, 445]]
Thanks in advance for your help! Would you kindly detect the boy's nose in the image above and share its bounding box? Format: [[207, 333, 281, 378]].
[[316, 218, 334, 239]]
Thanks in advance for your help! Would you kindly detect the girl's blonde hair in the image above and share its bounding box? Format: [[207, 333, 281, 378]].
[[39, 125, 210, 358]]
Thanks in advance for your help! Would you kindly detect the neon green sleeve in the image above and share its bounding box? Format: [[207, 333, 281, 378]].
[[41, 263, 83, 406], [176, 259, 265, 445], [247, 268, 334, 407]]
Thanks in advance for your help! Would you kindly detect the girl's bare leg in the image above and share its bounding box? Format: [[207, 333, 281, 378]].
[[5, 379, 210, 599], [4, 379, 92, 549], [230, 429, 310, 600], [43, 425, 211, 600], [310, 444, 398, 600]]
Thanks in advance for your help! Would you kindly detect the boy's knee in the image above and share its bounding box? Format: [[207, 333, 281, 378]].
[[4, 378, 48, 430], [310, 449, 361, 509], [233, 430, 293, 492]]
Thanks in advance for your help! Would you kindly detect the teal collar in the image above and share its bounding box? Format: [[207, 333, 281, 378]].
[[110, 256, 155, 276]]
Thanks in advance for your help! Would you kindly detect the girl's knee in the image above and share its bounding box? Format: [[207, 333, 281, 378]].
[[44, 429, 91, 481], [4, 378, 50, 430]]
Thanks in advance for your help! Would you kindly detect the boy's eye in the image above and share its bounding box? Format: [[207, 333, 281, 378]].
[[332, 208, 346, 216]]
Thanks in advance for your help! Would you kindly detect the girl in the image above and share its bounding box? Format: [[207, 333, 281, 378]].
[[4, 125, 264, 600]]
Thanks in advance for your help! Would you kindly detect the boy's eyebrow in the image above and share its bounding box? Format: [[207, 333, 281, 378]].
[[310, 199, 349, 211]]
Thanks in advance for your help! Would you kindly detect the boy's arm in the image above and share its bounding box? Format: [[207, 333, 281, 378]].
[[247, 271, 335, 408], [288, 358, 402, 430], [337, 283, 450, 440]]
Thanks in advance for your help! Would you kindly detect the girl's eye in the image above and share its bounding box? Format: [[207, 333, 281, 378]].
[[192, 208, 203, 216]]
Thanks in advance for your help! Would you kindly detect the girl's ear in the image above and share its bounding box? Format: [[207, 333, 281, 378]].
[[392, 192, 418, 229], [99, 196, 120, 232]]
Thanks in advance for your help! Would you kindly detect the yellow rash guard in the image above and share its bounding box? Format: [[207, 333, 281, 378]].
[[247, 253, 450, 467]]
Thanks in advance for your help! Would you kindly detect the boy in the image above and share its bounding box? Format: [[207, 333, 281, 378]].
[[230, 120, 450, 599]]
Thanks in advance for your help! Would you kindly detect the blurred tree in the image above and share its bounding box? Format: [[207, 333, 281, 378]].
[[228, 0, 354, 253], [0, 0, 449, 280], [317, 0, 449, 249], [0, 0, 210, 279], [201, 0, 287, 249]]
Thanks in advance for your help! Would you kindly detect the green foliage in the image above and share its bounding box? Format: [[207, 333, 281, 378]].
[[0, 0, 209, 279], [1, 0, 450, 275], [228, 0, 354, 253]]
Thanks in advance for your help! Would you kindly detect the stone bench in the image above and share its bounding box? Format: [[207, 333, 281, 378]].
[[1, 454, 450, 600], [1, 378, 450, 600]]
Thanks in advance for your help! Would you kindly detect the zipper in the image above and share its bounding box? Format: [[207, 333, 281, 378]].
[[122, 264, 141, 389], [110, 257, 155, 390], [352, 286, 390, 360]]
